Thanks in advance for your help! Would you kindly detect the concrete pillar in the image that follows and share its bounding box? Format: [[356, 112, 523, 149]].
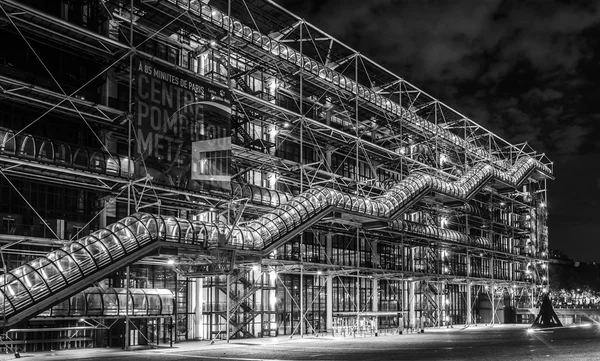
[[438, 283, 443, 327], [466, 280, 472, 325], [99, 206, 107, 229], [326, 276, 333, 333], [402, 280, 409, 329], [409, 281, 416, 329], [372, 278, 378, 335], [326, 233, 333, 264], [326, 233, 333, 333], [325, 148, 333, 173], [194, 278, 203, 339], [466, 252, 471, 278], [372, 279, 379, 312], [466, 252, 472, 325], [371, 240, 379, 268]]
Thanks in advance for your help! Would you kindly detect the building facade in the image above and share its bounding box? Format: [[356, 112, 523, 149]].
[[0, 0, 552, 351]]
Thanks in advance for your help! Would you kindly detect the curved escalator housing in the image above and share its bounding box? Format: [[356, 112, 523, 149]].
[[0, 213, 214, 326], [245, 156, 549, 249], [0, 156, 549, 326]]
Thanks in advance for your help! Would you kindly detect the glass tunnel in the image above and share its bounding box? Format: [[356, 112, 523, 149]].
[[38, 287, 174, 318], [0, 148, 549, 326]]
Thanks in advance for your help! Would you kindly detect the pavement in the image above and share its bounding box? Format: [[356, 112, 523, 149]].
[[0, 324, 533, 360]]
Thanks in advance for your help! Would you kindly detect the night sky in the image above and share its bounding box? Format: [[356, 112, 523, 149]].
[[277, 0, 600, 261]]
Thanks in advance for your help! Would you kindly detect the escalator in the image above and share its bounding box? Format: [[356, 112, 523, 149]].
[[246, 156, 549, 252], [0, 213, 189, 328], [0, 156, 548, 327]]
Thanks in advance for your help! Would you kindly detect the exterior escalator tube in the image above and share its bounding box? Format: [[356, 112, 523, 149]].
[[0, 213, 194, 326], [0, 156, 547, 326]]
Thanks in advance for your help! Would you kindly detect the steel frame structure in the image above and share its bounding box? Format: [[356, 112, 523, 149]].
[[0, 0, 552, 348]]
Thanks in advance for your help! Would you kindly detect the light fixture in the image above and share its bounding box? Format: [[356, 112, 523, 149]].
[[167, 259, 175, 265], [268, 79, 279, 91], [439, 153, 448, 165], [440, 217, 449, 228]]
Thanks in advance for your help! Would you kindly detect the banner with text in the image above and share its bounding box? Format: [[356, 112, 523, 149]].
[[134, 58, 232, 191]]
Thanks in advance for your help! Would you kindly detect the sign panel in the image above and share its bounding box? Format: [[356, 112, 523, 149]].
[[134, 58, 231, 191]]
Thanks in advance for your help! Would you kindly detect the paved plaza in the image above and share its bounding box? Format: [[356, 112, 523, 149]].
[[3, 324, 600, 361]]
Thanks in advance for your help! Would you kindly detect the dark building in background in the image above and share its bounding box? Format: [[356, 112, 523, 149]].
[[0, 0, 552, 352]]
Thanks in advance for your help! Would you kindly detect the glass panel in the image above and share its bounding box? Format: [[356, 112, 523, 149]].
[[0, 130, 16, 154], [106, 156, 119, 175], [263, 213, 287, 234], [132, 289, 147, 315], [73, 148, 89, 168], [90, 151, 105, 171], [158, 290, 174, 315], [18, 135, 35, 158], [70, 293, 86, 316], [0, 274, 16, 313], [116, 288, 131, 316], [148, 292, 161, 315], [84, 240, 112, 268], [163, 217, 181, 241], [56, 143, 71, 164], [68, 243, 97, 276], [277, 206, 300, 229], [101, 289, 120, 316], [179, 219, 194, 243], [288, 202, 308, 222], [31, 257, 65, 292], [98, 230, 126, 259], [242, 26, 252, 40], [109, 220, 138, 253], [13, 265, 48, 301], [38, 140, 54, 162], [5, 276, 31, 310], [46, 249, 83, 283], [261, 219, 281, 240], [51, 298, 70, 316], [87, 291, 103, 316], [295, 196, 315, 215]]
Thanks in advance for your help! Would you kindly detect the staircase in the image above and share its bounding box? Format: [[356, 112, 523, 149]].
[[421, 282, 440, 328], [216, 269, 262, 338]]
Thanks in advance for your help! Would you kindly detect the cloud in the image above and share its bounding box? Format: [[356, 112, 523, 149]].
[[548, 124, 593, 156]]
